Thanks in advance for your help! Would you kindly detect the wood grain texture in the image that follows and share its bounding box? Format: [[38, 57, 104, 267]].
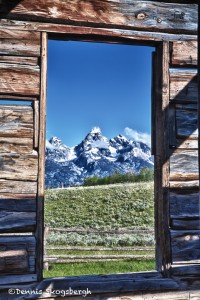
[[170, 190, 199, 218], [170, 150, 199, 180], [0, 137, 33, 154], [0, 1, 197, 34], [0, 211, 36, 232], [176, 139, 198, 149], [36, 31, 47, 281], [0, 153, 38, 181], [171, 230, 200, 263], [170, 41, 197, 66], [176, 108, 198, 138], [154, 42, 170, 275], [0, 29, 40, 56], [0, 179, 37, 194], [171, 219, 200, 230], [0, 105, 33, 138], [170, 180, 199, 189], [0, 56, 39, 66], [170, 68, 198, 102], [0, 19, 197, 43], [0, 236, 36, 274], [0, 63, 40, 96]]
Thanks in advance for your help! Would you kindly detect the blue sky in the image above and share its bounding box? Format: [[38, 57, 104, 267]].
[[47, 40, 154, 147]]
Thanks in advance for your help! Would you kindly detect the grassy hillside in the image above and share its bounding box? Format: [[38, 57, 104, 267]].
[[44, 182, 155, 277], [45, 182, 154, 246]]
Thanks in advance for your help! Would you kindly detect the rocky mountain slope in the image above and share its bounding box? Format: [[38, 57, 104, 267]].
[[45, 127, 153, 188]]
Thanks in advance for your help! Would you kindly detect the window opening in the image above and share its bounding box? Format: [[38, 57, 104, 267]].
[[44, 40, 155, 277]]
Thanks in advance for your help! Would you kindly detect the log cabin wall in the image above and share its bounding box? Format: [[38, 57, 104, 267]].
[[0, 0, 199, 299]]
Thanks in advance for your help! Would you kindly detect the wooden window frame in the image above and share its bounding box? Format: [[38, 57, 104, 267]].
[[37, 32, 179, 293]]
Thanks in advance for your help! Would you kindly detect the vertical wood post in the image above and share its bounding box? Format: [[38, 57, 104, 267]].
[[43, 226, 49, 271], [155, 42, 171, 276], [36, 31, 48, 281]]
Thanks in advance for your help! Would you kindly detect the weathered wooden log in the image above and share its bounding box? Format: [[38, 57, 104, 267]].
[[169, 190, 199, 218], [170, 41, 197, 66], [176, 109, 198, 138], [0, 29, 40, 56], [171, 218, 200, 230], [0, 197, 36, 211], [0, 19, 197, 43], [0, 153, 38, 181], [0, 137, 33, 154], [170, 181, 199, 189], [171, 230, 200, 263], [0, 179, 37, 194], [0, 211, 36, 232], [0, 56, 39, 66], [176, 139, 198, 149], [0, 105, 33, 138], [0, 1, 197, 34], [0, 236, 36, 274], [170, 68, 197, 102], [0, 63, 40, 96], [169, 150, 199, 181]]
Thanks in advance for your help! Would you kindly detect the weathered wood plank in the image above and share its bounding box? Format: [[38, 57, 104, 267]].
[[0, 105, 33, 138], [171, 230, 200, 263], [0, 29, 40, 56], [176, 108, 198, 138], [36, 31, 47, 281], [0, 236, 36, 274], [0, 19, 197, 43], [169, 150, 199, 180], [0, 137, 33, 154], [171, 218, 200, 230], [176, 139, 198, 149], [170, 190, 199, 218], [33, 101, 39, 149], [0, 197, 36, 212], [0, 1, 197, 34], [170, 68, 198, 102], [0, 180, 37, 194], [0, 274, 37, 285], [170, 41, 197, 66], [154, 42, 170, 275], [26, 277, 179, 299], [170, 180, 199, 189], [0, 56, 39, 66], [0, 153, 38, 181], [0, 211, 36, 232], [0, 64, 40, 96]]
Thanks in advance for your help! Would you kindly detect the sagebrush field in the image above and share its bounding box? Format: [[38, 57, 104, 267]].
[[44, 182, 155, 276]]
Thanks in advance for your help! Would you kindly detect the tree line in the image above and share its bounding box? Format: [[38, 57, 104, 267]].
[[83, 167, 154, 186]]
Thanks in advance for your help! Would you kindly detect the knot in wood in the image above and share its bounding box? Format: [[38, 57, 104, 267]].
[[136, 13, 146, 20], [157, 18, 162, 23]]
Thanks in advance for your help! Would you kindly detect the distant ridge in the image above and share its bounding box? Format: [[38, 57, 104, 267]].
[[45, 127, 153, 188]]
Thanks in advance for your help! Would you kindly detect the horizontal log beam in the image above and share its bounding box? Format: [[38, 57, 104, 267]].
[[0, 179, 37, 194], [169, 190, 199, 218], [0, 19, 197, 43], [0, 236, 36, 274], [0, 29, 40, 56], [0, 64, 40, 96], [0, 1, 197, 35], [0, 105, 33, 138], [169, 150, 199, 181], [171, 230, 200, 263]]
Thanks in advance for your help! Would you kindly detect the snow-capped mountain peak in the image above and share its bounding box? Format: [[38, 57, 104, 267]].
[[45, 128, 154, 188]]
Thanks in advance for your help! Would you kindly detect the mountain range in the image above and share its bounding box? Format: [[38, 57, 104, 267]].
[[45, 127, 154, 188]]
